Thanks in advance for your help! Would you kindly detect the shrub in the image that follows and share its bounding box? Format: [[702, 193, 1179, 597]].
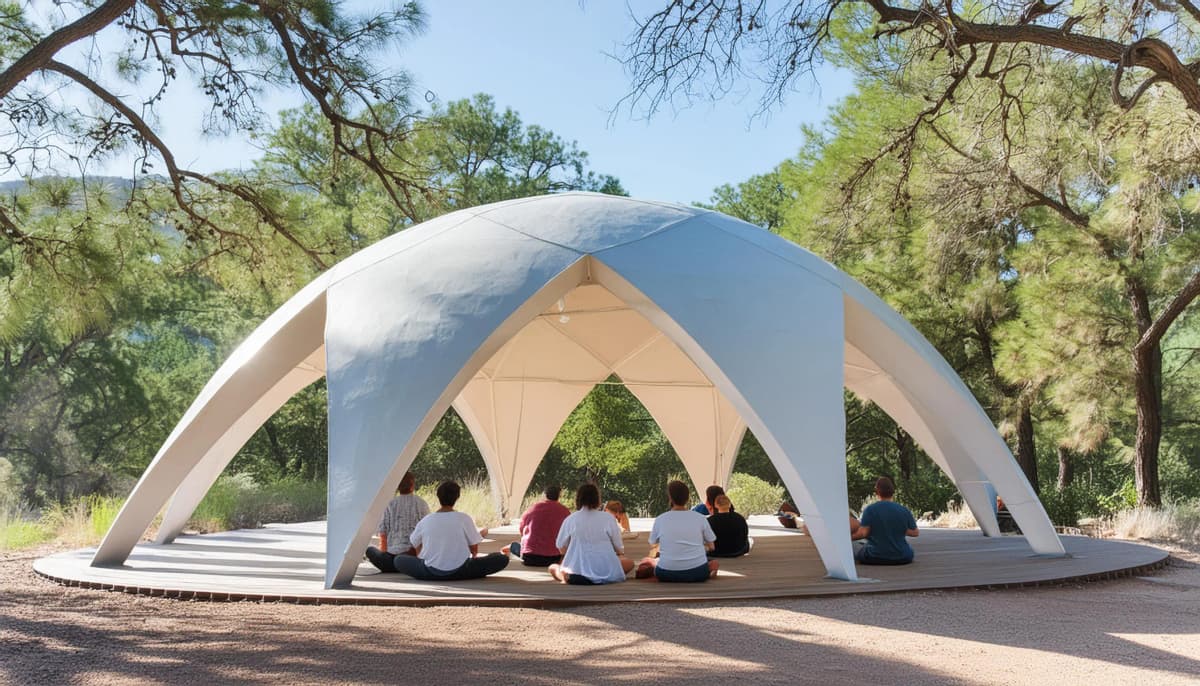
[[1039, 486, 1090, 527], [0, 502, 52, 551], [1096, 481, 1139, 516], [190, 474, 325, 532], [726, 473, 784, 515]]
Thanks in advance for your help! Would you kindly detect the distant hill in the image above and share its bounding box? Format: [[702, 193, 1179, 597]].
[[0, 175, 166, 195]]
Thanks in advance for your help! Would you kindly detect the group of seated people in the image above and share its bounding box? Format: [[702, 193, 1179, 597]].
[[364, 474, 753, 584], [364, 473, 919, 584]]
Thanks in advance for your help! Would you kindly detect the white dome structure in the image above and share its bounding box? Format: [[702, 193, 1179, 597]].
[[93, 193, 1064, 588]]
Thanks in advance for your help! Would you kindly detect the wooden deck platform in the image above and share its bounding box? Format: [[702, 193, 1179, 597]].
[[33, 517, 1169, 606]]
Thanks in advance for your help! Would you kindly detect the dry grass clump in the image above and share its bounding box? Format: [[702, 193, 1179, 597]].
[[416, 477, 501, 528], [924, 501, 979, 529], [1108, 503, 1200, 544]]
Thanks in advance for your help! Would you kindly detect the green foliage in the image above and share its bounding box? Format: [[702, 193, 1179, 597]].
[[0, 516, 51, 551], [415, 94, 627, 210], [190, 474, 325, 532], [1096, 481, 1140, 517], [1039, 486, 1090, 527], [725, 473, 784, 515]]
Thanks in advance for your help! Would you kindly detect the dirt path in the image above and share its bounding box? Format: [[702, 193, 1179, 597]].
[[3, 543, 1199, 685]]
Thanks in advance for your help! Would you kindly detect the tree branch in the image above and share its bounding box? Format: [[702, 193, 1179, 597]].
[[0, 0, 134, 99], [41, 59, 330, 270], [1135, 270, 1200, 354]]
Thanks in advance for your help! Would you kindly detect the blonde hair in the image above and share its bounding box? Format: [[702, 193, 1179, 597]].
[[714, 494, 732, 510]]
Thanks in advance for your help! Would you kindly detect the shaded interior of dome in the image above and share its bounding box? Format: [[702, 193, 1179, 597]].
[[453, 283, 747, 515]]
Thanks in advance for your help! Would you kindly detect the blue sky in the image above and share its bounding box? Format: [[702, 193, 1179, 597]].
[[46, 1, 853, 205]]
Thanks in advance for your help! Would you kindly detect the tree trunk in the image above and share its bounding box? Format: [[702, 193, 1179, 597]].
[[896, 427, 914, 481], [0, 0, 135, 99], [1015, 404, 1038, 492], [1056, 445, 1074, 491], [263, 420, 290, 474], [1128, 278, 1163, 507]]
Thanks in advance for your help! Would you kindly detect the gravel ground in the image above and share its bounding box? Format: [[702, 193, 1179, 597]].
[[2, 543, 1199, 685]]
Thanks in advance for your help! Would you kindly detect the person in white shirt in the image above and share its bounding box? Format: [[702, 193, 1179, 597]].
[[365, 472, 430, 570], [549, 483, 634, 585], [636, 480, 719, 582], [365, 481, 508, 581]]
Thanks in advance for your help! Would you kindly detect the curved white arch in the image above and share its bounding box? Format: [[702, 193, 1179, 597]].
[[93, 278, 329, 565]]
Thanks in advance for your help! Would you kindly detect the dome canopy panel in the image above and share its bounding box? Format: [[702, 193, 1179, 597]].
[[474, 193, 699, 253]]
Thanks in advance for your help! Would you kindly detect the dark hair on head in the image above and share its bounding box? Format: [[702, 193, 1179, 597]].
[[575, 483, 601, 510], [705, 485, 725, 504], [398, 472, 416, 495], [545, 485, 562, 501], [875, 476, 896, 498], [667, 480, 690, 507], [436, 480, 461, 507]]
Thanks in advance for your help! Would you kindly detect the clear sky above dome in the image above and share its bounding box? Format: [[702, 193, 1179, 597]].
[[53, 1, 852, 205]]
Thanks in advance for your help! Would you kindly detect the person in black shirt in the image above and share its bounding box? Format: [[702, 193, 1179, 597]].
[[706, 494, 751, 558]]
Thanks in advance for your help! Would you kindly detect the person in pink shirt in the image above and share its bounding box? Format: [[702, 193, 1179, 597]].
[[505, 485, 571, 567]]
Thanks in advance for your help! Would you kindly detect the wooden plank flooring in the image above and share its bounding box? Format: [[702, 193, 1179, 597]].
[[33, 517, 1169, 607]]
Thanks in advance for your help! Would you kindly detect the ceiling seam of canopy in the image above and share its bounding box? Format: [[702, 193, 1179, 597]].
[[485, 375, 507, 489], [326, 214, 477, 288], [540, 313, 616, 374], [609, 331, 666, 372], [535, 305, 631, 317], [490, 318, 530, 376], [481, 377, 714, 387], [709, 386, 722, 484], [697, 215, 842, 290], [587, 213, 701, 254], [472, 215, 587, 255], [509, 368, 527, 498]]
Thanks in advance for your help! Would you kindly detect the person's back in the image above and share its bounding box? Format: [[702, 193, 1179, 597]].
[[379, 492, 430, 554], [652, 510, 714, 570], [556, 507, 627, 584], [707, 495, 749, 557], [411, 510, 480, 572], [639, 480, 719, 582], [520, 499, 571, 555], [855, 478, 918, 565], [510, 486, 571, 567]]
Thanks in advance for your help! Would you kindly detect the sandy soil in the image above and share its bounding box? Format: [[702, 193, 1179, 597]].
[[2, 543, 1199, 686]]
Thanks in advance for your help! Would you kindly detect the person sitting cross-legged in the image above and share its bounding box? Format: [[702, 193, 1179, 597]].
[[706, 494, 751, 558], [637, 480, 719, 582], [852, 476, 919, 566], [366, 480, 509, 581], [548, 483, 635, 585], [364, 471, 429, 570], [505, 485, 571, 567]]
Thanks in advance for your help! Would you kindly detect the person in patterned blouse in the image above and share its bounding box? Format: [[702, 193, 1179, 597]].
[[366, 472, 430, 570]]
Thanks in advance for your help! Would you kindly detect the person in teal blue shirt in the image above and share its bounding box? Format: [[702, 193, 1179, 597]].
[[852, 477, 918, 565]]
